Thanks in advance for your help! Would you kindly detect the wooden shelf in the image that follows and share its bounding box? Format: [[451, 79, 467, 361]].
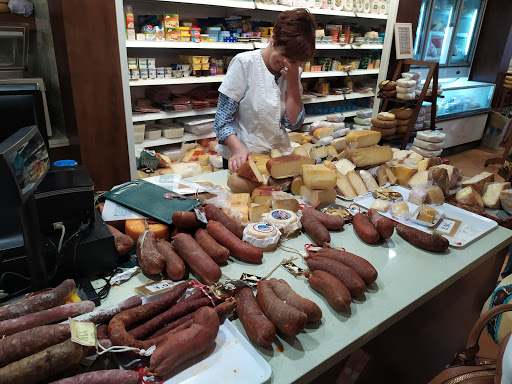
[[302, 69, 380, 78], [132, 108, 217, 122], [0, 14, 36, 30], [304, 107, 372, 123], [126, 41, 254, 50], [135, 131, 216, 150], [303, 91, 375, 104], [154, 0, 255, 8], [130, 75, 225, 86]]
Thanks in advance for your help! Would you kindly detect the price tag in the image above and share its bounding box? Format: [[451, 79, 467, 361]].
[[432, 217, 461, 237], [195, 208, 208, 224], [240, 273, 264, 290], [135, 280, 178, 296], [69, 317, 97, 347], [281, 262, 305, 277]]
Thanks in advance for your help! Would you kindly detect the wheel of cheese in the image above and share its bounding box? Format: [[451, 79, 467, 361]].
[[401, 72, 421, 81], [371, 118, 397, 128], [377, 112, 396, 121], [416, 130, 446, 143], [505, 79, 512, 86], [397, 92, 416, 100], [379, 80, 397, 91], [506, 76, 512, 81], [371, 126, 396, 136], [413, 138, 444, 151], [396, 125, 409, 134], [356, 109, 372, 119], [413, 123, 424, 131], [125, 219, 170, 243], [352, 124, 371, 130], [389, 107, 413, 119], [382, 89, 398, 98], [396, 118, 410, 127], [397, 78, 417, 88], [411, 145, 442, 158], [396, 85, 417, 94], [354, 117, 371, 125]]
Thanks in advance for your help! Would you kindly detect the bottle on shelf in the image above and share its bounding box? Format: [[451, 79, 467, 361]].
[[124, 5, 135, 41]]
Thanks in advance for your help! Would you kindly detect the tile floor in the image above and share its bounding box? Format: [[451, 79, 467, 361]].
[[308, 146, 508, 383]]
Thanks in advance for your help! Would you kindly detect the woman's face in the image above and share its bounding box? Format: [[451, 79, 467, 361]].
[[266, 37, 297, 73]]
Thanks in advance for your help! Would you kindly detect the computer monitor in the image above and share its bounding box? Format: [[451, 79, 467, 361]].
[[0, 125, 49, 203], [0, 125, 50, 290]]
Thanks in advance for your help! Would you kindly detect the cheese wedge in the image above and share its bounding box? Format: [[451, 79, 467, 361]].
[[345, 130, 381, 148], [336, 174, 357, 199], [249, 203, 270, 223], [266, 154, 315, 179], [300, 186, 337, 207], [347, 171, 369, 196], [302, 164, 337, 190]]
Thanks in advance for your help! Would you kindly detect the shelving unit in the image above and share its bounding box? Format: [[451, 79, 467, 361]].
[[303, 107, 372, 123], [115, 0, 398, 178]]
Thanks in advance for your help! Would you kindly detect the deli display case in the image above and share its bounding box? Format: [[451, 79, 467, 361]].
[[414, 0, 486, 67], [434, 79, 494, 149]]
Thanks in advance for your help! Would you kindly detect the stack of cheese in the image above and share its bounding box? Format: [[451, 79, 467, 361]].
[[378, 80, 397, 98], [336, 163, 379, 199], [411, 130, 446, 158], [456, 172, 511, 212], [371, 111, 398, 136], [396, 77, 418, 100], [388, 107, 414, 134], [288, 131, 313, 146], [307, 119, 349, 146], [415, 80, 443, 98], [352, 110, 372, 130], [505, 75, 512, 90], [300, 164, 338, 206]]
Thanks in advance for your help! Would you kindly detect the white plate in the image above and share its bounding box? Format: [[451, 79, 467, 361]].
[[118, 319, 271, 384], [354, 185, 498, 247]]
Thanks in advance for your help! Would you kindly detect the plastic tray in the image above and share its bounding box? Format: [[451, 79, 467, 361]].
[[354, 185, 498, 247], [118, 319, 272, 384]]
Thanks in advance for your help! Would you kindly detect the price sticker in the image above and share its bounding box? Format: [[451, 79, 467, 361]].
[[281, 262, 305, 277], [432, 217, 461, 237], [145, 281, 175, 293], [69, 317, 97, 347], [135, 280, 178, 296]]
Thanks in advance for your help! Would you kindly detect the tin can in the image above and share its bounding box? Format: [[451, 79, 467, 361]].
[[149, 68, 157, 79], [140, 68, 148, 79]]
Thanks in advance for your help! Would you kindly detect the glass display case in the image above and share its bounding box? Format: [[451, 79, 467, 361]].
[[436, 79, 494, 120], [414, 0, 486, 67]]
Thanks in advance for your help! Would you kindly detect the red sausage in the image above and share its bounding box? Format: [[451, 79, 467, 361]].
[[256, 280, 307, 336], [396, 224, 449, 252], [155, 239, 186, 281], [206, 221, 263, 263], [268, 278, 322, 323], [172, 211, 202, 229], [306, 257, 366, 297], [352, 213, 380, 244], [367, 209, 395, 240], [194, 228, 230, 264], [314, 247, 378, 285], [137, 230, 166, 275], [306, 270, 351, 311], [0, 279, 75, 321], [235, 287, 276, 347], [302, 207, 345, 230], [147, 307, 220, 377], [203, 204, 243, 239], [107, 224, 134, 255], [300, 215, 330, 245], [172, 233, 222, 284]]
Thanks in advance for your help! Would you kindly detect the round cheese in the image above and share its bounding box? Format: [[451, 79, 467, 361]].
[[243, 223, 280, 251], [372, 117, 397, 128], [352, 124, 371, 131], [125, 219, 169, 243], [377, 112, 396, 121], [396, 85, 417, 94], [392, 201, 410, 217], [397, 78, 417, 88], [356, 110, 372, 119], [397, 92, 416, 100], [416, 130, 445, 143], [411, 145, 442, 158], [389, 107, 413, 119], [371, 126, 396, 136], [354, 117, 371, 126], [413, 138, 444, 151]]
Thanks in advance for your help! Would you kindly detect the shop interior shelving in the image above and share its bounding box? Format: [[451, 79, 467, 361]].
[[114, 0, 398, 178]]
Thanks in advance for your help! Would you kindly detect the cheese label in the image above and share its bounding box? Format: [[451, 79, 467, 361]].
[[69, 317, 97, 347], [432, 217, 461, 237], [252, 223, 275, 234], [271, 210, 292, 221]]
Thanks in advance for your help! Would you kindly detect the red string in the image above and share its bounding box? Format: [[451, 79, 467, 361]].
[[137, 367, 163, 384], [190, 280, 217, 307], [298, 202, 320, 211], [197, 206, 209, 222], [304, 244, 318, 256]]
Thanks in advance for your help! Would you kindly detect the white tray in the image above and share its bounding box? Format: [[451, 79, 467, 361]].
[[354, 185, 498, 247], [118, 319, 271, 384]]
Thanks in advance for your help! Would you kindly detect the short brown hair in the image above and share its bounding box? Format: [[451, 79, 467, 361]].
[[273, 8, 317, 63]]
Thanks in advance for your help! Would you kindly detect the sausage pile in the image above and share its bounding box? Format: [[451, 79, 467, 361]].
[[352, 209, 395, 244]]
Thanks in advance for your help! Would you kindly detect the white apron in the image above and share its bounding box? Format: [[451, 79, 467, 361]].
[[216, 49, 298, 159]]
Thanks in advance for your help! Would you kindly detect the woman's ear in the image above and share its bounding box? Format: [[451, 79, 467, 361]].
[[269, 35, 274, 46]]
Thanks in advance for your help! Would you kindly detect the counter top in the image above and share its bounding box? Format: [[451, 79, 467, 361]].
[[98, 170, 512, 384]]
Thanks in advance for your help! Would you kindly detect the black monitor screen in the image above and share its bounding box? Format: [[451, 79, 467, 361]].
[[0, 126, 49, 201]]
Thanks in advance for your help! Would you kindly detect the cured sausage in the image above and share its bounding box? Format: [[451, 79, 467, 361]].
[[306, 257, 366, 297], [367, 208, 394, 239], [137, 230, 166, 275], [314, 248, 378, 285], [206, 221, 263, 263], [352, 213, 380, 244], [172, 233, 222, 284], [155, 239, 186, 281], [396, 224, 449, 252], [300, 215, 330, 245], [203, 203, 243, 239], [306, 270, 351, 311], [194, 228, 230, 264], [302, 207, 345, 230], [235, 287, 276, 347]]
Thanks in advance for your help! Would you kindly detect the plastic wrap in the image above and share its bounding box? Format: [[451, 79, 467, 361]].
[[408, 181, 433, 205], [204, 191, 245, 227], [391, 201, 412, 221]]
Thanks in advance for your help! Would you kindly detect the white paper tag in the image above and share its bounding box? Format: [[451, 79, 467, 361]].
[[145, 280, 176, 293]]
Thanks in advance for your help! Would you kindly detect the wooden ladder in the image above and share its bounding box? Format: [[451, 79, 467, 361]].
[[378, 59, 440, 149]]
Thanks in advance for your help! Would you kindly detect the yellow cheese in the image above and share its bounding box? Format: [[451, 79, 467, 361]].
[[231, 193, 250, 223], [291, 176, 305, 196], [377, 165, 388, 186], [293, 146, 309, 157], [300, 186, 337, 207], [336, 174, 357, 199], [332, 137, 346, 153], [370, 199, 390, 212], [345, 130, 381, 148], [302, 164, 337, 190], [289, 132, 305, 143], [408, 151, 424, 164], [272, 193, 300, 212], [425, 185, 445, 205], [417, 159, 429, 172], [326, 145, 338, 158], [266, 154, 315, 179], [301, 135, 313, 143], [313, 127, 333, 140], [384, 164, 398, 185], [249, 203, 270, 223], [309, 145, 329, 159], [125, 219, 169, 243], [252, 195, 272, 207], [335, 158, 356, 175], [346, 170, 369, 196], [250, 153, 270, 176], [422, 205, 438, 217], [417, 211, 434, 223], [201, 165, 214, 172], [270, 149, 282, 158], [198, 154, 209, 166], [408, 170, 429, 187], [393, 164, 418, 187], [348, 145, 393, 167], [392, 202, 409, 216]]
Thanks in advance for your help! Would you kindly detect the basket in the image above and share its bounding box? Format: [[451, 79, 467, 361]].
[[445, 194, 512, 229]]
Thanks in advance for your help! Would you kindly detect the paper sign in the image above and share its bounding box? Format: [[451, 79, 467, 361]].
[[432, 217, 461, 237], [69, 317, 97, 347], [281, 262, 305, 277], [135, 280, 179, 296], [102, 199, 145, 221]]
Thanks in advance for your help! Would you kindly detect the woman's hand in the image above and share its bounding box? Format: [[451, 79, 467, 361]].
[[280, 58, 300, 83], [229, 148, 251, 173]]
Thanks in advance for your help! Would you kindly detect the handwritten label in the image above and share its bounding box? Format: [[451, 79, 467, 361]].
[[145, 281, 175, 293], [432, 217, 461, 237], [69, 317, 97, 347]]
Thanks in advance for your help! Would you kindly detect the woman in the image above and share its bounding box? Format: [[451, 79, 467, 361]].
[[213, 8, 317, 172]]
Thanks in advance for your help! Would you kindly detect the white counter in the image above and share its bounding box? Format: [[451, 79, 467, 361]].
[[98, 170, 512, 384]]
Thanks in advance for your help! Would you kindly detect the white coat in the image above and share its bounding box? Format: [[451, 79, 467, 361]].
[[215, 49, 301, 159]]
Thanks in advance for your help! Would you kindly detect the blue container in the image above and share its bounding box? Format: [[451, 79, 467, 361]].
[[53, 160, 78, 167]]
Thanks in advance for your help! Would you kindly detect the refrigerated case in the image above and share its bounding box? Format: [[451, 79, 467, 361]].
[[414, 0, 486, 67], [434, 79, 494, 149]]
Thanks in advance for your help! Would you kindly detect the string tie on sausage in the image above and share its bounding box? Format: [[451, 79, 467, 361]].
[[190, 280, 218, 307], [304, 244, 318, 257], [137, 367, 164, 384], [96, 343, 156, 356]]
